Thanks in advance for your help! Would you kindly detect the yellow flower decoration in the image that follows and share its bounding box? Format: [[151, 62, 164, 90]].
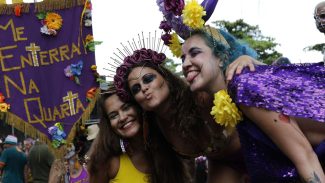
[[168, 33, 182, 58], [210, 90, 242, 129], [0, 103, 10, 112], [85, 34, 94, 45], [182, 0, 206, 29], [91, 65, 97, 71], [45, 12, 63, 30]]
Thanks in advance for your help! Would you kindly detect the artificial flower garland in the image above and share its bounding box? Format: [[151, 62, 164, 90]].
[[169, 33, 182, 58], [48, 122, 66, 148], [85, 34, 102, 52], [182, 0, 206, 29], [0, 93, 10, 112], [64, 60, 83, 85], [157, 0, 206, 57], [37, 12, 63, 36], [210, 90, 242, 129]]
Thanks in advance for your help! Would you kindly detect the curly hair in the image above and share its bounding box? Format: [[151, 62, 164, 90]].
[[124, 62, 205, 140]]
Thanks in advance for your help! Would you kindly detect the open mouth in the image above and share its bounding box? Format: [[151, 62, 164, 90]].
[[186, 70, 199, 83], [119, 120, 134, 130]]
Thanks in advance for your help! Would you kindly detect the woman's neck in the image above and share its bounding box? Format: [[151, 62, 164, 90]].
[[208, 71, 227, 95], [126, 134, 145, 153], [154, 97, 173, 122]]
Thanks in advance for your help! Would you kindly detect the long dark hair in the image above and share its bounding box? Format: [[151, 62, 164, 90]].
[[88, 90, 191, 183], [88, 92, 122, 183], [124, 62, 204, 138], [147, 113, 192, 183], [125, 62, 229, 157]]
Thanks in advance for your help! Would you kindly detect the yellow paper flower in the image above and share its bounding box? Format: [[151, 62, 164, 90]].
[[85, 34, 94, 45], [91, 65, 97, 71], [168, 33, 182, 58], [0, 103, 10, 112], [45, 12, 63, 30], [210, 90, 242, 128], [182, 0, 206, 29]]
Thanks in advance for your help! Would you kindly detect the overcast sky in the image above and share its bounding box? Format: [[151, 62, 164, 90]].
[[92, 0, 324, 75]]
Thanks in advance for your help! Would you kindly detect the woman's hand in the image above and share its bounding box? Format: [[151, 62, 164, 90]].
[[225, 55, 265, 82]]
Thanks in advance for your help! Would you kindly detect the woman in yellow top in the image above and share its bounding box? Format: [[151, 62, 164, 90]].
[[87, 86, 190, 183]]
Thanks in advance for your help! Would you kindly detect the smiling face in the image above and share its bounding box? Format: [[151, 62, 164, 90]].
[[182, 34, 222, 93], [105, 94, 141, 138], [127, 66, 170, 112]]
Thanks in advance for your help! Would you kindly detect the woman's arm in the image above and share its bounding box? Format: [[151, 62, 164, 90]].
[[225, 55, 266, 81], [87, 138, 119, 183], [240, 106, 325, 182], [88, 157, 119, 183]]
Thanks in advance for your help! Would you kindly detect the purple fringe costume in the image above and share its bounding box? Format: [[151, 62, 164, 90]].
[[228, 62, 325, 182]]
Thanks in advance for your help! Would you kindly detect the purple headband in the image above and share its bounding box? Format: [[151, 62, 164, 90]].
[[114, 48, 166, 101]]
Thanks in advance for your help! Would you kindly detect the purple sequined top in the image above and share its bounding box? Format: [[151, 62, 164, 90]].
[[70, 167, 89, 183], [228, 62, 325, 182]]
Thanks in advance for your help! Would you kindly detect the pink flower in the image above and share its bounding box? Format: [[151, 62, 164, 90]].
[[116, 65, 128, 78], [64, 65, 73, 77], [152, 53, 166, 64]]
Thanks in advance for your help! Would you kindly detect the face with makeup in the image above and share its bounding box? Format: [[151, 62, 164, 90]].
[[182, 34, 223, 93], [105, 94, 141, 138], [127, 66, 170, 112]]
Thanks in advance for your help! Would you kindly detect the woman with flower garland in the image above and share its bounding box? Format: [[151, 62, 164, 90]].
[[87, 87, 190, 183], [114, 43, 262, 183], [181, 28, 325, 182]]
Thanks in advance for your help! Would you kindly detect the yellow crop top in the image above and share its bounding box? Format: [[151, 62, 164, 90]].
[[109, 154, 149, 183]]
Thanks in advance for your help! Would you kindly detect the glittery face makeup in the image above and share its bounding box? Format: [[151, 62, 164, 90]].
[[130, 73, 157, 95]]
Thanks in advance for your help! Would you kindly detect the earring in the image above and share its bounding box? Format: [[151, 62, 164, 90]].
[[219, 62, 224, 68], [120, 139, 126, 153]]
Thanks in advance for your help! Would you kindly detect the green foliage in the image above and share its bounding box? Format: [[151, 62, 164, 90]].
[[214, 19, 283, 65], [304, 43, 325, 52], [36, 12, 47, 20], [162, 58, 182, 76]]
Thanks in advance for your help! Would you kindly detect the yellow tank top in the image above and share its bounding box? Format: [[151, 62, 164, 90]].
[[109, 154, 149, 183]]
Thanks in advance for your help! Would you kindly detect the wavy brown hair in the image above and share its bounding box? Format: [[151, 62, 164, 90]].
[[87, 92, 123, 183], [124, 62, 205, 144]]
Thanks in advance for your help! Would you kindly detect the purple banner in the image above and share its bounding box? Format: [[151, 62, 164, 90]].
[[0, 4, 97, 141]]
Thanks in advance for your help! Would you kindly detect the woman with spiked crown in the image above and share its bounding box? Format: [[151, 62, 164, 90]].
[[111, 1, 261, 183], [113, 42, 257, 183], [112, 25, 263, 183], [112, 0, 325, 183]]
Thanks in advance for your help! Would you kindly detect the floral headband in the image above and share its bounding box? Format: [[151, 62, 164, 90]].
[[113, 48, 166, 101], [157, 0, 229, 57], [106, 33, 167, 102]]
